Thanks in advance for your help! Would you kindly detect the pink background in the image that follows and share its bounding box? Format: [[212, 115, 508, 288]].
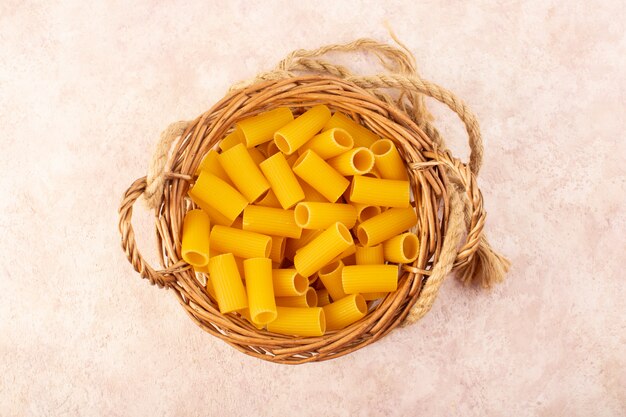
[[1, 1, 624, 416]]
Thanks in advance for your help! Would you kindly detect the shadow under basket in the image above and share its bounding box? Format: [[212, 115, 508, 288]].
[[118, 40, 509, 364]]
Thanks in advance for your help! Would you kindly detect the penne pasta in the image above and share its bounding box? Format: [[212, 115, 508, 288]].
[[242, 205, 302, 239], [275, 287, 318, 308], [294, 202, 357, 229], [323, 294, 367, 330], [292, 150, 349, 202], [284, 229, 323, 260], [188, 171, 247, 224], [272, 269, 308, 297], [298, 128, 353, 159], [243, 258, 277, 324], [259, 153, 305, 209], [349, 175, 410, 208], [267, 306, 326, 337], [236, 107, 294, 148], [316, 288, 331, 307], [322, 112, 380, 148], [342, 265, 399, 293], [208, 253, 248, 313], [317, 260, 346, 301], [355, 244, 385, 265], [327, 147, 375, 176], [219, 143, 270, 202], [355, 207, 417, 247], [219, 129, 244, 151], [269, 236, 286, 263], [195, 149, 234, 185], [370, 139, 408, 180], [210, 225, 272, 259], [383, 232, 420, 263], [294, 222, 354, 277], [274, 104, 331, 154], [181, 209, 211, 267]]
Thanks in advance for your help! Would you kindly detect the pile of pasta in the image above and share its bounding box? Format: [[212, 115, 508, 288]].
[[181, 105, 418, 336]]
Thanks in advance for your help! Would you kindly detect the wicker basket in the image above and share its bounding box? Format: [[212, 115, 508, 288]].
[[118, 39, 509, 364]]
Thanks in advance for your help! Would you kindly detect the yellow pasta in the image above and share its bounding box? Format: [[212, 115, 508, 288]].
[[355, 244, 385, 265], [256, 189, 282, 208], [299, 180, 329, 203], [205, 276, 217, 299], [275, 287, 318, 308], [181, 209, 211, 267], [242, 205, 302, 239], [327, 147, 375, 176], [219, 143, 270, 202], [322, 112, 380, 148], [383, 232, 419, 263], [195, 149, 233, 185], [349, 175, 410, 208], [239, 308, 265, 330], [328, 243, 356, 265], [219, 129, 244, 151], [323, 294, 367, 330], [356, 207, 417, 247], [236, 107, 294, 148], [247, 146, 266, 167], [267, 306, 326, 337], [259, 153, 305, 209], [208, 253, 248, 313], [272, 269, 308, 297], [353, 203, 381, 223], [294, 202, 357, 229], [370, 138, 408, 180], [210, 225, 272, 259], [317, 260, 346, 302], [362, 292, 387, 301], [298, 128, 354, 159], [316, 288, 331, 307], [243, 258, 277, 324], [308, 273, 318, 285], [294, 222, 354, 277], [188, 171, 247, 223], [292, 150, 350, 202], [261, 140, 280, 157], [269, 236, 286, 263], [342, 253, 357, 266], [274, 104, 331, 154], [284, 229, 322, 260], [342, 265, 399, 293]]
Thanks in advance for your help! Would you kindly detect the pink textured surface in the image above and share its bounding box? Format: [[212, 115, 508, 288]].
[[1, 1, 624, 416]]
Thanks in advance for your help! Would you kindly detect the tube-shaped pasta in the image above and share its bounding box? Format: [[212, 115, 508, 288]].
[[210, 225, 272, 259], [208, 253, 248, 313], [328, 244, 356, 266], [316, 288, 331, 306], [362, 292, 387, 301], [267, 306, 326, 337], [323, 294, 367, 330], [298, 128, 354, 159], [317, 260, 346, 301], [342, 253, 357, 266], [196, 149, 233, 185], [383, 232, 420, 263], [353, 203, 381, 223], [259, 153, 305, 209], [294, 202, 357, 229], [272, 269, 308, 296], [293, 150, 349, 202], [308, 273, 318, 285], [239, 308, 265, 330], [256, 189, 282, 208], [275, 287, 318, 307], [219, 143, 270, 202], [355, 244, 385, 265], [370, 139, 408, 180], [243, 258, 277, 324], [322, 112, 380, 148], [269, 236, 286, 263], [181, 209, 211, 267], [327, 147, 375, 176], [236, 107, 294, 148], [349, 175, 410, 208], [299, 180, 329, 202], [188, 171, 247, 223], [219, 129, 243, 151], [342, 265, 399, 293], [242, 205, 302, 239], [247, 146, 266, 167], [261, 140, 281, 157], [294, 222, 354, 277], [205, 276, 217, 299], [284, 229, 322, 260], [356, 208, 417, 247], [274, 105, 331, 154]]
